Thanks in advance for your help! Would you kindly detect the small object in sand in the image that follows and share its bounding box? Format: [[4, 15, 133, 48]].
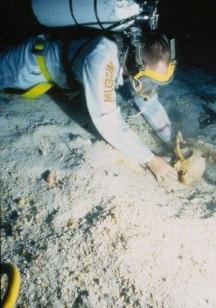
[[46, 170, 59, 188], [173, 131, 206, 185]]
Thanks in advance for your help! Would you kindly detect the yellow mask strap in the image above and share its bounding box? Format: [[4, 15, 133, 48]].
[[134, 61, 176, 83]]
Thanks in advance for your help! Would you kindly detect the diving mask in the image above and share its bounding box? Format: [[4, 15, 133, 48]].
[[131, 60, 176, 99]]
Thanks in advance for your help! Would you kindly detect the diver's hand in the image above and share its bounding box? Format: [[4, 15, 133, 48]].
[[147, 156, 178, 181]]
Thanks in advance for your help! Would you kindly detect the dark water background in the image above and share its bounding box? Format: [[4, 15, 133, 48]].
[[0, 1, 215, 40], [0, 0, 215, 73]]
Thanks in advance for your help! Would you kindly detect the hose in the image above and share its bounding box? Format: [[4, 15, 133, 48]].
[[1, 263, 21, 308]]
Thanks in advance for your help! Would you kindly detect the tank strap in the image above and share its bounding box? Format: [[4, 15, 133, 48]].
[[109, 33, 130, 68], [94, 0, 105, 30], [22, 39, 54, 99], [62, 37, 95, 91]]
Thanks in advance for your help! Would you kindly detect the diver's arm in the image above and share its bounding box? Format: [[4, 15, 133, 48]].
[[132, 94, 177, 180], [133, 93, 173, 144], [82, 41, 155, 165]]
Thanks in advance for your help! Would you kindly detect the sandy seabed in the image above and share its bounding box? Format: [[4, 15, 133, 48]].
[[1, 54, 216, 307]]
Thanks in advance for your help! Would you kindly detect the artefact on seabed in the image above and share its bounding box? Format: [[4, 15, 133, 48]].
[[173, 131, 211, 185]]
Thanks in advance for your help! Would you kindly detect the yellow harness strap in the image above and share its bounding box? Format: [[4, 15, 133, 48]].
[[22, 42, 54, 99]]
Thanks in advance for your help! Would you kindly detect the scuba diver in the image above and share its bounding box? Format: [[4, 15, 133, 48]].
[[0, 0, 178, 181]]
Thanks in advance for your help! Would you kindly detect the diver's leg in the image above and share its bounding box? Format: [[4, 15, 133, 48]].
[[0, 36, 46, 90]]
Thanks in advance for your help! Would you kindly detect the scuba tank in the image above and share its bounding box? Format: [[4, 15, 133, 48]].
[[31, 0, 159, 32], [31, 0, 161, 95]]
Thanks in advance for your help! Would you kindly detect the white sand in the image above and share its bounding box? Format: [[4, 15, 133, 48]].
[[1, 61, 216, 307]]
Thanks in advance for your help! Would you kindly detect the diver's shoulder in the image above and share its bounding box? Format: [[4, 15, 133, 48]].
[[94, 35, 118, 51]]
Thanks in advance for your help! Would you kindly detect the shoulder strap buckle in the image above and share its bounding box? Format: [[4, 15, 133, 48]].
[[32, 35, 47, 55]]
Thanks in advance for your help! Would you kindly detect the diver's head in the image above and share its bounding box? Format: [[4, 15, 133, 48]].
[[127, 33, 176, 99]]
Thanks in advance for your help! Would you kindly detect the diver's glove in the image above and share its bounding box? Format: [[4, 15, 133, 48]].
[[147, 156, 178, 181]]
